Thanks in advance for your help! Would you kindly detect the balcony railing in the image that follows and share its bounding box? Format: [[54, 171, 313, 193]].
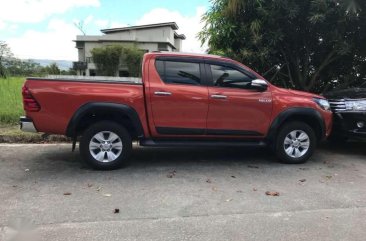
[[72, 61, 87, 70]]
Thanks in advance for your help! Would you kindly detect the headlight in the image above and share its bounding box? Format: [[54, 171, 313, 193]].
[[345, 100, 366, 111], [313, 98, 331, 111]]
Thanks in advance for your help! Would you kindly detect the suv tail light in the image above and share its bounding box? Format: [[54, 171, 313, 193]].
[[22, 85, 41, 112]]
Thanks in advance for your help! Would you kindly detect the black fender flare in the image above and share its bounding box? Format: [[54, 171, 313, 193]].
[[267, 107, 326, 142], [66, 102, 144, 138]]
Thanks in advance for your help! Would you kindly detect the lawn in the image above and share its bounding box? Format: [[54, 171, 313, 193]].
[[0, 77, 25, 124], [0, 76, 70, 143]]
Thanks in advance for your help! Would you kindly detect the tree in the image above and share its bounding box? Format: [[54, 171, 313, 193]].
[[91, 45, 144, 77], [124, 46, 145, 77], [74, 21, 86, 35], [44, 62, 61, 75], [91, 45, 122, 76], [0, 41, 13, 78], [199, 0, 366, 93], [61, 68, 77, 75], [6, 59, 45, 76]]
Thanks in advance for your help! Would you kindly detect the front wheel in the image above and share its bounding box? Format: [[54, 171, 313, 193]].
[[275, 121, 316, 164], [80, 121, 132, 170]]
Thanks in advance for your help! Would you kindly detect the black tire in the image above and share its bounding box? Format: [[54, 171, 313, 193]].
[[80, 121, 132, 170], [275, 121, 317, 164]]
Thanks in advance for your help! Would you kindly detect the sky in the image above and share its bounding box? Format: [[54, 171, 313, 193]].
[[0, 0, 211, 61]]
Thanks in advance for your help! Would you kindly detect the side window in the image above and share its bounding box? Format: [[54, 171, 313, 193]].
[[210, 65, 252, 89], [156, 60, 165, 78], [155, 60, 201, 85]]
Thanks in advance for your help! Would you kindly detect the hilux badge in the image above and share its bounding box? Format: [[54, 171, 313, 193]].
[[259, 99, 272, 103]]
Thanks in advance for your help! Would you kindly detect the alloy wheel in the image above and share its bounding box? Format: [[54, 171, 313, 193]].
[[89, 131, 123, 163], [283, 130, 310, 158]]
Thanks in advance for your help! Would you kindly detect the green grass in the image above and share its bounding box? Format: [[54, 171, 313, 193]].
[[0, 77, 25, 124], [0, 123, 71, 143]]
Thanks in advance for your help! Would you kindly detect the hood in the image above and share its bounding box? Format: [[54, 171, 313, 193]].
[[276, 87, 321, 99], [324, 88, 366, 99]]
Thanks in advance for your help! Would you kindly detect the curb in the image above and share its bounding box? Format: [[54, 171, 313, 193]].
[[0, 134, 71, 144]]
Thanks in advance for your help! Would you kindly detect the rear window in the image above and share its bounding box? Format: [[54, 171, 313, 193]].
[[155, 60, 201, 85]]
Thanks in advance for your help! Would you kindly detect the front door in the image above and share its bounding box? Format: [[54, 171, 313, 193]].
[[149, 59, 209, 136], [206, 63, 272, 137]]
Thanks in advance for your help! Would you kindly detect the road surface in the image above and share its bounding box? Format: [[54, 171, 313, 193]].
[[0, 143, 365, 240]]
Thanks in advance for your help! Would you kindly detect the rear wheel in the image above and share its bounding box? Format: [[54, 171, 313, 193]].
[[80, 121, 132, 170], [275, 121, 316, 164]]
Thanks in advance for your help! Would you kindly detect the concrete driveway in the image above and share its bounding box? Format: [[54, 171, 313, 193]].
[[0, 143, 365, 241]]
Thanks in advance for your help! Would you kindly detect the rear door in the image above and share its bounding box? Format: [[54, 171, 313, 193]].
[[205, 62, 272, 137], [148, 57, 209, 136]]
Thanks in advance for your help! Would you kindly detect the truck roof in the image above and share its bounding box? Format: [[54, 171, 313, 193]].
[[145, 51, 264, 79], [145, 51, 231, 61]]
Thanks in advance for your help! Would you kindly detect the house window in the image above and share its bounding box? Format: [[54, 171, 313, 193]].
[[76, 42, 84, 49], [89, 69, 96, 76], [158, 43, 168, 51]]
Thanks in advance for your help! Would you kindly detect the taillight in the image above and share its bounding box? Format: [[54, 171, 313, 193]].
[[22, 85, 41, 112]]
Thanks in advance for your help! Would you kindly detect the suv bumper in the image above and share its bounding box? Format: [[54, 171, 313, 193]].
[[332, 112, 366, 138], [20, 116, 37, 133]]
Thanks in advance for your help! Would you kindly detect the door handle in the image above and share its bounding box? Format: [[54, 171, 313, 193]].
[[154, 91, 172, 96], [211, 94, 227, 99]]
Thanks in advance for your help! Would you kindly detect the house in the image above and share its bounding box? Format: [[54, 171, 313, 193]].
[[73, 22, 186, 76]]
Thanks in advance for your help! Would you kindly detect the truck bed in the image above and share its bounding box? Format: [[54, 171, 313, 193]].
[[24, 76, 147, 136], [27, 75, 143, 84]]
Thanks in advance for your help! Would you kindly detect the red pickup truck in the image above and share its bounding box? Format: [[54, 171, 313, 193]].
[[21, 52, 332, 170]]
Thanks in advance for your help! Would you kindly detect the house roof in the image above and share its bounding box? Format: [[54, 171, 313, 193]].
[[174, 32, 186, 40], [101, 22, 179, 34]]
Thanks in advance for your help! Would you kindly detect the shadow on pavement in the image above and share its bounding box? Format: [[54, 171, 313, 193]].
[[130, 146, 274, 167], [320, 140, 366, 156], [38, 145, 279, 171], [33, 140, 365, 173]]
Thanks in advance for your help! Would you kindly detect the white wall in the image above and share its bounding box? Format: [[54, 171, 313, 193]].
[[76, 26, 183, 76], [174, 38, 182, 52], [106, 26, 175, 46]]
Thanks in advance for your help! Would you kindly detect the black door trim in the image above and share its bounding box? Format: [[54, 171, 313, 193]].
[[156, 126, 262, 136], [156, 127, 205, 135], [206, 129, 262, 136], [140, 139, 266, 147]]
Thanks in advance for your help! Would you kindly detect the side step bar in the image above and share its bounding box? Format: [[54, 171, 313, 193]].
[[140, 139, 267, 147]]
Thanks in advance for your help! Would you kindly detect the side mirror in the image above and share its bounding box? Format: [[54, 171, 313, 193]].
[[251, 79, 268, 91]]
